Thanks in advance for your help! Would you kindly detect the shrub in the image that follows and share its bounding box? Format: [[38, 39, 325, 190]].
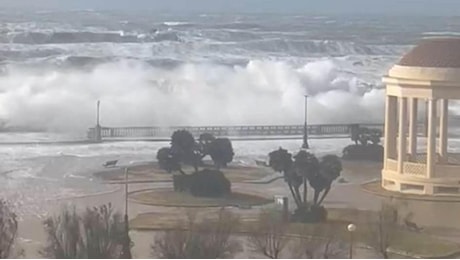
[[189, 169, 231, 197], [354, 127, 382, 146], [41, 204, 130, 259], [172, 174, 192, 192], [208, 138, 234, 168], [291, 205, 327, 223], [172, 169, 231, 197], [152, 209, 240, 258], [199, 133, 216, 155], [342, 144, 384, 162], [171, 130, 196, 154], [0, 200, 20, 258], [157, 147, 182, 173], [171, 130, 202, 170]]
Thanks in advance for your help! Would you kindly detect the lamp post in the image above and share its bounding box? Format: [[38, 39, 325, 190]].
[[347, 223, 357, 259], [96, 100, 101, 127], [94, 100, 102, 142], [122, 165, 132, 259], [302, 95, 309, 149]]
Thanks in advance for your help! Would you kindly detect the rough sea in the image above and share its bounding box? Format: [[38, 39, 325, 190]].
[[1, 9, 460, 216]]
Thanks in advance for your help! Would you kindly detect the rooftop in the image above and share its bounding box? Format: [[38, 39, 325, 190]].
[[398, 37, 460, 68]]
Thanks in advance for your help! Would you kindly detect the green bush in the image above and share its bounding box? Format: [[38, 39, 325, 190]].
[[291, 205, 328, 223], [41, 204, 130, 258], [172, 169, 231, 197], [208, 138, 234, 168], [342, 144, 383, 162], [172, 174, 192, 192], [190, 169, 231, 197], [157, 147, 182, 173]]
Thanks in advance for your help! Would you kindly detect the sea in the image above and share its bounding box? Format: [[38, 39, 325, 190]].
[[1, 9, 460, 217]]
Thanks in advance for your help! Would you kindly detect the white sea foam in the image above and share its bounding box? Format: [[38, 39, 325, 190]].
[[0, 58, 387, 132], [422, 31, 460, 36], [163, 21, 190, 26]]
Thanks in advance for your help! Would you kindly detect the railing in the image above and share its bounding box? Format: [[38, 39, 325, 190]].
[[403, 162, 426, 177], [87, 123, 384, 140], [386, 153, 460, 178]]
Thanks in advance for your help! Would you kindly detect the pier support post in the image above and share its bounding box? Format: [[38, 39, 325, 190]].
[[94, 125, 102, 142]]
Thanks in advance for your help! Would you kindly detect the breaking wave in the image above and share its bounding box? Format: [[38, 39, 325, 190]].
[[0, 58, 385, 132], [234, 39, 406, 56], [163, 21, 192, 27], [0, 30, 182, 44], [0, 12, 421, 133]]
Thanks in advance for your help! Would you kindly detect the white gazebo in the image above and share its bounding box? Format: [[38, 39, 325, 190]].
[[382, 37, 460, 195]]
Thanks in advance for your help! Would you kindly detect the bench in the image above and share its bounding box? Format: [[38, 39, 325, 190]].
[[255, 160, 268, 167], [103, 160, 118, 168], [404, 219, 423, 232]]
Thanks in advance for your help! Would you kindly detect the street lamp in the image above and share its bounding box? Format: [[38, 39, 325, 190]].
[[122, 163, 134, 259], [302, 95, 310, 149], [347, 223, 357, 259], [94, 100, 102, 142], [96, 100, 101, 127]]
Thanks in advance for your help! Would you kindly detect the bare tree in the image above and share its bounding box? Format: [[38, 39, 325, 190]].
[[81, 204, 126, 258], [0, 200, 21, 258], [152, 209, 241, 258], [249, 209, 289, 259], [365, 203, 399, 259], [41, 203, 129, 258], [291, 224, 347, 259], [41, 206, 83, 258]]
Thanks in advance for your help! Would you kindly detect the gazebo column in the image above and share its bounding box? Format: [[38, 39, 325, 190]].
[[397, 97, 407, 174], [424, 100, 429, 137], [408, 98, 418, 160], [439, 99, 449, 162], [427, 99, 437, 178], [384, 95, 397, 169]]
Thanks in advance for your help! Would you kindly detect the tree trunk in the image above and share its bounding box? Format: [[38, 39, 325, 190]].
[[303, 177, 308, 207], [313, 189, 320, 205], [293, 187, 303, 208], [317, 185, 331, 206], [288, 183, 302, 209]]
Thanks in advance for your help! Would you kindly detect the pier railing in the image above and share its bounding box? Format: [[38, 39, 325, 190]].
[[87, 123, 385, 141]]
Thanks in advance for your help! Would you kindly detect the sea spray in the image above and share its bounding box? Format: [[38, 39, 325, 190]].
[[0, 59, 384, 131]]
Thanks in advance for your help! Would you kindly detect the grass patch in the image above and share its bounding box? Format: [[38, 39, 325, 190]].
[[130, 207, 460, 258], [129, 188, 272, 207], [282, 221, 459, 258], [388, 230, 459, 257]]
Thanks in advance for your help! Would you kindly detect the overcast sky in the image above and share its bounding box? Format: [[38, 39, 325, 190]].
[[1, 0, 460, 15]]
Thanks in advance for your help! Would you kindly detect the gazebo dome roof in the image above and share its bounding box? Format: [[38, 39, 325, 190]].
[[388, 37, 460, 82], [398, 37, 460, 68]]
